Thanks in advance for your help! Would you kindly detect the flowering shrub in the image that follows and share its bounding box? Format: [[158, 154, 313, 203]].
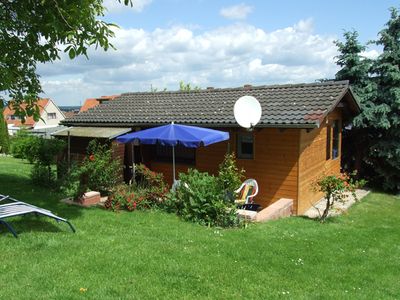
[[135, 164, 168, 204], [313, 172, 366, 222], [105, 184, 150, 211], [80, 140, 121, 194], [104, 164, 168, 212], [59, 140, 121, 199]]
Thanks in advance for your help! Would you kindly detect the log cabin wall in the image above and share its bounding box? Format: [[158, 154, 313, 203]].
[[297, 108, 342, 214], [231, 128, 300, 210], [148, 128, 300, 211]]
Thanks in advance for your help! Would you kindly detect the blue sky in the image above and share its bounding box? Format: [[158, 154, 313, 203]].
[[107, 0, 398, 42], [38, 0, 399, 105]]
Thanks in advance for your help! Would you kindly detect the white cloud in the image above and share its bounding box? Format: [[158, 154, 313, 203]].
[[220, 3, 253, 20], [103, 0, 152, 13], [38, 19, 341, 105], [361, 49, 380, 59]]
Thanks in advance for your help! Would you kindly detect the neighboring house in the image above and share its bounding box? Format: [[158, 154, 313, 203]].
[[57, 80, 360, 215], [79, 95, 119, 113], [4, 98, 65, 135]]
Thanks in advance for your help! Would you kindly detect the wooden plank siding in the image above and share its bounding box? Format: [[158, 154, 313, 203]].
[[150, 110, 342, 215], [297, 108, 342, 214], [234, 128, 299, 209], [149, 128, 300, 210]]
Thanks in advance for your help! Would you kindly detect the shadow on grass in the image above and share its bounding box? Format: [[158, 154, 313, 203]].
[[297, 215, 341, 224], [0, 216, 75, 238], [0, 173, 84, 221]]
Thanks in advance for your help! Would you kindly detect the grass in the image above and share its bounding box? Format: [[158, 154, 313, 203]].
[[0, 156, 399, 299]]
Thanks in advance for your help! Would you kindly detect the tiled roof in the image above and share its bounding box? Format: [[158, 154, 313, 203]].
[[62, 111, 78, 119], [3, 99, 49, 127], [63, 81, 358, 129], [79, 95, 119, 113]]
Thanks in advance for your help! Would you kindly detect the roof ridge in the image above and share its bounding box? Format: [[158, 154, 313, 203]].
[[120, 80, 349, 96]]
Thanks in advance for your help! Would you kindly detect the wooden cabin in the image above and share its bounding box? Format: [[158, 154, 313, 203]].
[[57, 81, 360, 215]]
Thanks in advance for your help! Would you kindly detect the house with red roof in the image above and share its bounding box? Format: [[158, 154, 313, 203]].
[[79, 95, 119, 113], [3, 98, 65, 135]]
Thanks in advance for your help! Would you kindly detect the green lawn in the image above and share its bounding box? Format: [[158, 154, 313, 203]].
[[0, 156, 399, 299]]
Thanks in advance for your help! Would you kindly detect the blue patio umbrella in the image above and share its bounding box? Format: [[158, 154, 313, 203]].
[[116, 123, 229, 182]]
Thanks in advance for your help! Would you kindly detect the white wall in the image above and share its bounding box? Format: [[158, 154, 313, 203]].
[[34, 100, 65, 129]]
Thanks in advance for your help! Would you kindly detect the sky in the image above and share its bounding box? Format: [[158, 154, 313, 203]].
[[37, 0, 399, 106]]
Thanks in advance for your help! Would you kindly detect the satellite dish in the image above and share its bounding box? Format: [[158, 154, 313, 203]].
[[234, 95, 262, 129]]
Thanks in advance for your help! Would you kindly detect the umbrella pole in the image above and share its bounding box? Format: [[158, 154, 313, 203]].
[[132, 143, 135, 185], [172, 145, 176, 183]]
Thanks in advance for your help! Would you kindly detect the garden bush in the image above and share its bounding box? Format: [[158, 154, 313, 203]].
[[217, 152, 245, 201], [168, 169, 240, 227], [10, 130, 38, 162], [79, 140, 121, 194], [30, 138, 65, 185], [104, 164, 168, 211], [60, 140, 121, 199], [10, 132, 66, 186]]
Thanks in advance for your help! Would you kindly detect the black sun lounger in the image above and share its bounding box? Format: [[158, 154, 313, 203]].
[[0, 194, 75, 238]]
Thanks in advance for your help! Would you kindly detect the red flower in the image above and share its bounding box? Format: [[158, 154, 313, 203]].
[[89, 154, 95, 161], [133, 201, 137, 209]]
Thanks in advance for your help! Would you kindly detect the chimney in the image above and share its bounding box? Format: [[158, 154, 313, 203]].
[[243, 84, 252, 90]]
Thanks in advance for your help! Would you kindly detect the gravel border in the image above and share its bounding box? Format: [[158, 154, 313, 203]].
[[303, 189, 371, 219]]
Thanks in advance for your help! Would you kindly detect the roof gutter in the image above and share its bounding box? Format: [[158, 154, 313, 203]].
[[60, 121, 318, 130]]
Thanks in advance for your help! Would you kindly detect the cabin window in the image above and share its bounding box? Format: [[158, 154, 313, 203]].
[[237, 133, 254, 159], [155, 144, 195, 165], [332, 120, 340, 159], [326, 125, 331, 160], [47, 112, 57, 120]]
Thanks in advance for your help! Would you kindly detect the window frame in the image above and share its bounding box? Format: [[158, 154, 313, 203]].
[[237, 132, 254, 160], [47, 112, 57, 120], [326, 125, 331, 160], [331, 120, 340, 160]]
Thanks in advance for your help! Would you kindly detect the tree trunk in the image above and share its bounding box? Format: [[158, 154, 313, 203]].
[[321, 193, 331, 222]]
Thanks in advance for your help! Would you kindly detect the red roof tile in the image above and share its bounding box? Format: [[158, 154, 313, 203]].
[[79, 95, 119, 113], [3, 99, 49, 127]]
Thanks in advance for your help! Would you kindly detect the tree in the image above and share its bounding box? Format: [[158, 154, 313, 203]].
[[0, 102, 10, 154], [362, 8, 400, 191], [335, 8, 400, 191], [334, 31, 374, 175], [335, 30, 373, 101], [0, 0, 131, 122], [313, 173, 365, 222], [179, 80, 201, 92]]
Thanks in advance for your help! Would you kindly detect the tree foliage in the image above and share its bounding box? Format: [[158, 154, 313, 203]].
[[335, 8, 400, 191], [179, 80, 201, 92], [0, 101, 10, 154], [0, 0, 130, 122]]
